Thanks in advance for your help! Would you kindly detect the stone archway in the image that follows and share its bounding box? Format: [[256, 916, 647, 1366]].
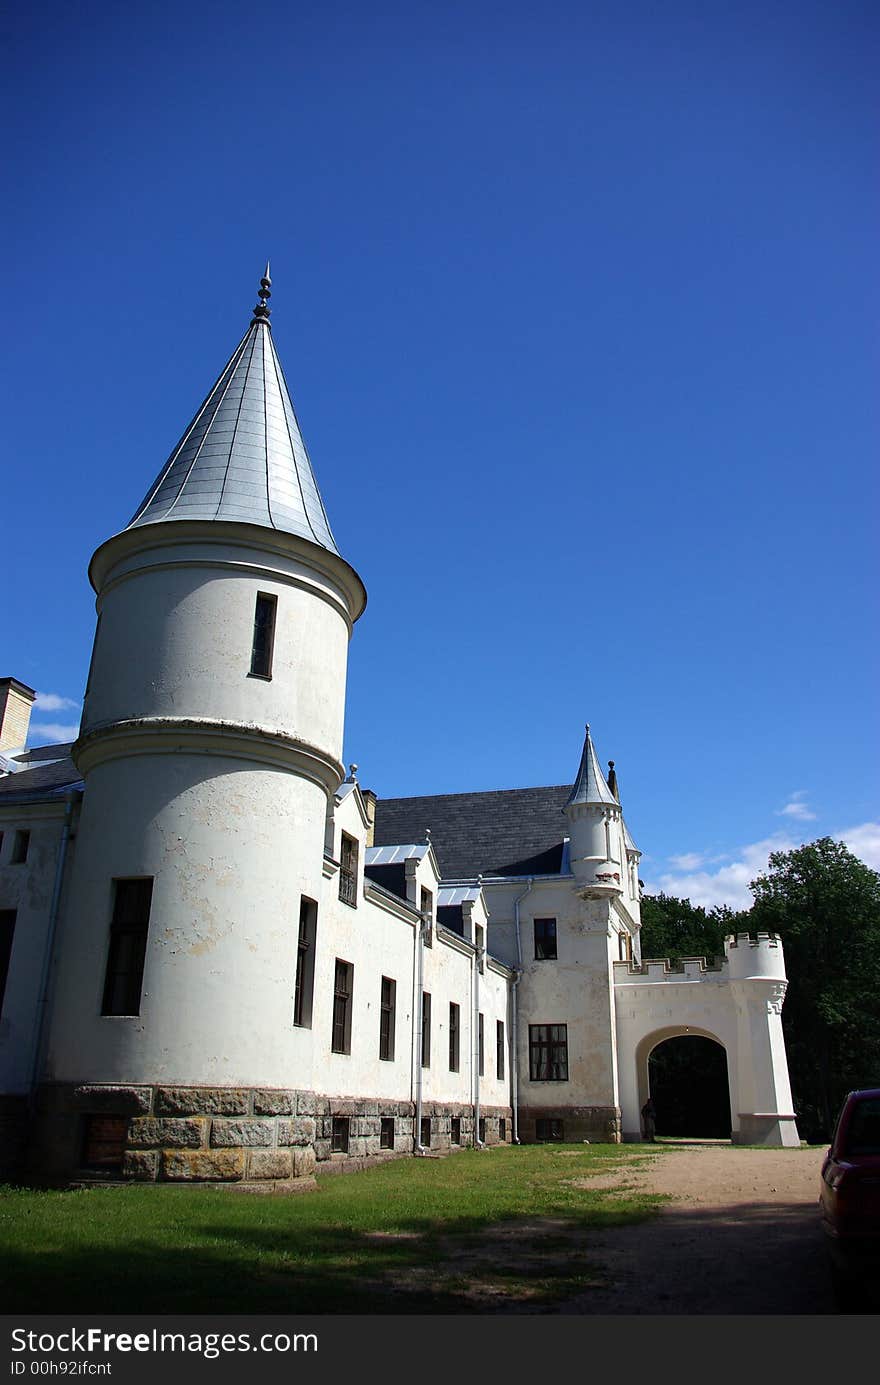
[[635, 1026, 732, 1141]]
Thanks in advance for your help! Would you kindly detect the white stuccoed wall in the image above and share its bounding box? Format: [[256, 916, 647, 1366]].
[[0, 803, 76, 1092]]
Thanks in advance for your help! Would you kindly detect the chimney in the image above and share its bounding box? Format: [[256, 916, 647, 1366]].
[[362, 788, 377, 847], [0, 678, 37, 752]]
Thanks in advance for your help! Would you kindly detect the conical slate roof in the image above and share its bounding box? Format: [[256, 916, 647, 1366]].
[[126, 270, 339, 553], [565, 725, 618, 808]]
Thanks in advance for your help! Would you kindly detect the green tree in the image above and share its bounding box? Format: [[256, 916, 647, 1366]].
[[639, 892, 741, 966], [748, 837, 880, 1142]]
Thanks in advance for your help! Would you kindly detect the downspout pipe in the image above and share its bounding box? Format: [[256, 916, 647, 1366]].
[[473, 934, 482, 1146], [413, 911, 428, 1153], [511, 878, 534, 1144], [29, 787, 80, 1107]]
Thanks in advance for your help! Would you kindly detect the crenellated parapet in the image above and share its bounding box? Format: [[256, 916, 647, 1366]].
[[613, 932, 787, 989]]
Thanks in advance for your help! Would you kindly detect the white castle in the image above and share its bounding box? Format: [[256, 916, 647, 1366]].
[[0, 272, 799, 1184]]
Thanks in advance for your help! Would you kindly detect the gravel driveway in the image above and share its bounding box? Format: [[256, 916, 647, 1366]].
[[558, 1141, 859, 1315]]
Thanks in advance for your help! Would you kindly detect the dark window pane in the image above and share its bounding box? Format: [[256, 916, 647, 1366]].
[[250, 593, 277, 678], [0, 910, 16, 1019], [102, 879, 153, 1016], [534, 918, 557, 960]]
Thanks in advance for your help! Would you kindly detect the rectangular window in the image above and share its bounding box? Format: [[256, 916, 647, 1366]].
[[421, 991, 431, 1068], [331, 959, 353, 1054], [101, 878, 153, 1016], [420, 1116, 431, 1147], [82, 1115, 129, 1170], [478, 1117, 486, 1143], [535, 1118, 564, 1142], [380, 1117, 395, 1150], [449, 1001, 460, 1072], [451, 1116, 461, 1145], [331, 1117, 349, 1153], [250, 592, 277, 678], [499, 1118, 507, 1141], [478, 1012, 484, 1076], [339, 832, 358, 907], [534, 917, 557, 960], [379, 976, 396, 1061], [496, 1019, 505, 1080], [0, 910, 16, 1019], [529, 1024, 569, 1081], [11, 830, 30, 865], [293, 896, 317, 1028]]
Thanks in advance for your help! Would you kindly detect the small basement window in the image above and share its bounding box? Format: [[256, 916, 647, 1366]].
[[380, 1117, 394, 1150], [82, 1115, 129, 1170], [499, 1118, 507, 1141], [535, 1118, 564, 1142], [451, 1116, 461, 1145], [331, 1117, 349, 1153], [420, 1117, 431, 1147]]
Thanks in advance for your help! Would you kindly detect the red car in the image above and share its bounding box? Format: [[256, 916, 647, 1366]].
[[820, 1087, 880, 1309]]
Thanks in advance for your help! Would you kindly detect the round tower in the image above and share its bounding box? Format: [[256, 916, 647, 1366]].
[[40, 272, 366, 1140]]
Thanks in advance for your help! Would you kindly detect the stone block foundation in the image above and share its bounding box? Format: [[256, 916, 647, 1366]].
[[518, 1104, 622, 1144], [20, 1085, 513, 1185]]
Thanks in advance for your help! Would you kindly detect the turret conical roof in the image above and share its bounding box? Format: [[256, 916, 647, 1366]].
[[126, 270, 340, 553], [565, 724, 618, 809]]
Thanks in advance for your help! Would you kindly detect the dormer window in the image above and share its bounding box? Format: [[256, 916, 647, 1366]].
[[339, 833, 358, 907], [420, 886, 433, 946]]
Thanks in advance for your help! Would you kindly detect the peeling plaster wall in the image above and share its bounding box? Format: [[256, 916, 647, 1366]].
[[0, 806, 72, 1092], [484, 879, 620, 1112], [45, 753, 329, 1088], [83, 539, 352, 760]]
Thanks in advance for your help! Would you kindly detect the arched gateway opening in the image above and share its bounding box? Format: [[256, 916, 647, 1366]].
[[636, 1027, 732, 1140]]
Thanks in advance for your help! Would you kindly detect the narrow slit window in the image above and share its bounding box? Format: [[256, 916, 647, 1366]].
[[421, 991, 431, 1068], [11, 830, 30, 865], [0, 910, 17, 1020], [331, 959, 353, 1054], [102, 878, 153, 1016], [379, 976, 396, 1061], [250, 592, 277, 678], [293, 897, 317, 1028], [449, 1001, 460, 1072]]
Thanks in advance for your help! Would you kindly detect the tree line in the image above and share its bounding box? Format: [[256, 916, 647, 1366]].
[[639, 838, 880, 1143]]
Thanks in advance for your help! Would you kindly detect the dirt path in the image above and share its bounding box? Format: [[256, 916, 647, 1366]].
[[558, 1141, 843, 1315]]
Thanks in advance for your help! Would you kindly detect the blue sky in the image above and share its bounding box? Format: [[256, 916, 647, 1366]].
[[3, 0, 877, 906]]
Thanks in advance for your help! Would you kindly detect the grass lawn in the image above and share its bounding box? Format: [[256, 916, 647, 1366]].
[[0, 1143, 664, 1314]]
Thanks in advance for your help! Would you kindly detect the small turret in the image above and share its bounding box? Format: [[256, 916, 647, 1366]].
[[564, 725, 623, 892]]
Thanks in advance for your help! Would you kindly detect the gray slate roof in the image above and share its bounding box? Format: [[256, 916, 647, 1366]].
[[372, 785, 572, 880], [0, 754, 82, 802], [127, 299, 339, 553]]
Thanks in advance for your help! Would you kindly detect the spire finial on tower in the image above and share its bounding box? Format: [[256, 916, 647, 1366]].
[[252, 263, 272, 324]]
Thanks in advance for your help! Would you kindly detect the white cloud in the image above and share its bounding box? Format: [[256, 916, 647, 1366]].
[[667, 851, 705, 870], [27, 722, 81, 745], [35, 692, 81, 713], [645, 821, 880, 910], [836, 822, 880, 871], [645, 833, 797, 911], [776, 790, 817, 822]]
